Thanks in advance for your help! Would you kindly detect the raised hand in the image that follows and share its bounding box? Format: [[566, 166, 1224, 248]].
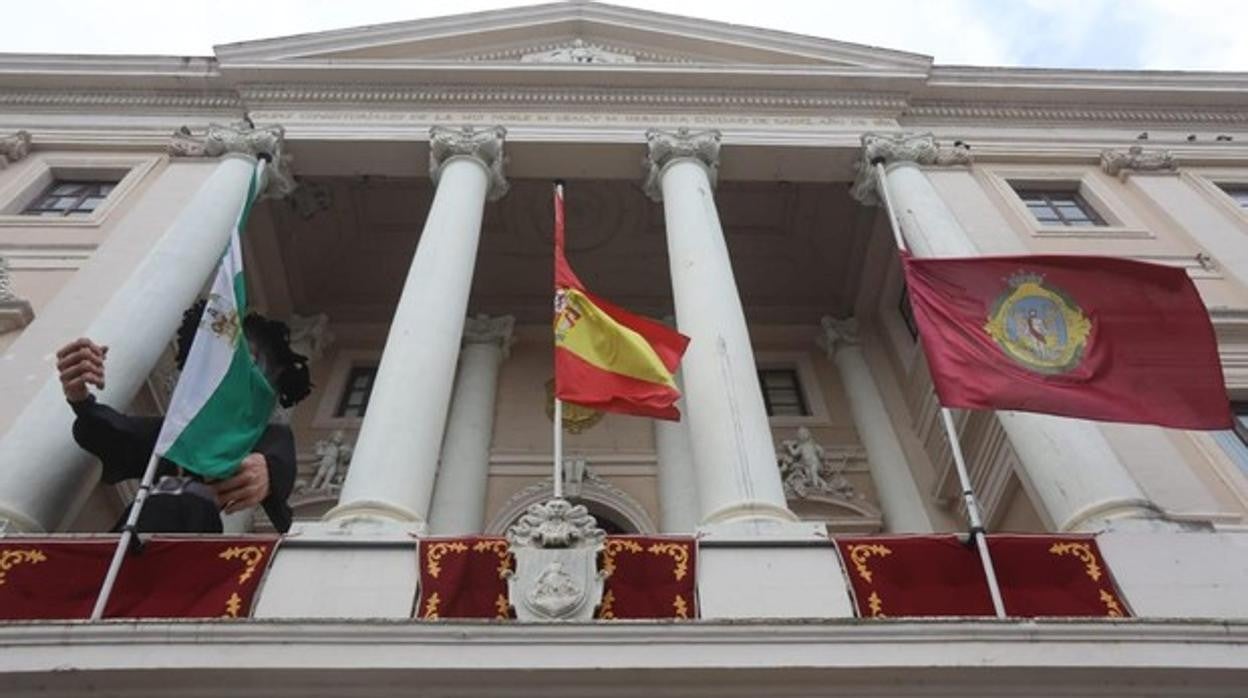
[[56, 338, 108, 403]]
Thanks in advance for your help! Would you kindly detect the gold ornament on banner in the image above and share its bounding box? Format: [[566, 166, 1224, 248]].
[[545, 378, 604, 434]]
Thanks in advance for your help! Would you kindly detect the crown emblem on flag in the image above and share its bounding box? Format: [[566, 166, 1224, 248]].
[[983, 272, 1092, 374]]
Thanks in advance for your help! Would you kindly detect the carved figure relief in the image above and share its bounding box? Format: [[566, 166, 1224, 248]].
[[778, 428, 857, 500]]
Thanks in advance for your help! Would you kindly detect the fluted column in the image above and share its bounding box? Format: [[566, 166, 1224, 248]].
[[853, 132, 1173, 532], [0, 122, 290, 532], [644, 128, 794, 526], [428, 314, 514, 535], [818, 317, 932, 532], [327, 126, 507, 530]]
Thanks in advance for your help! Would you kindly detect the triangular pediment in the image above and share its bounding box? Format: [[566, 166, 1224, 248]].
[[214, 1, 931, 72]]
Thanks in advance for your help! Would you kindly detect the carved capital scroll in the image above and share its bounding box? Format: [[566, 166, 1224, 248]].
[[642, 127, 722, 202], [851, 132, 972, 205], [429, 125, 509, 201], [168, 121, 295, 198], [462, 313, 516, 358]]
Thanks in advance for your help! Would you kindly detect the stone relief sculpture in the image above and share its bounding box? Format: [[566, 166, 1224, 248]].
[[285, 312, 334, 364], [302, 431, 353, 493], [520, 39, 637, 64], [778, 427, 857, 500], [505, 498, 606, 621]]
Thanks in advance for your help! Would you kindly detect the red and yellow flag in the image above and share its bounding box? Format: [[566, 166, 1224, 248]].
[[553, 184, 689, 420]]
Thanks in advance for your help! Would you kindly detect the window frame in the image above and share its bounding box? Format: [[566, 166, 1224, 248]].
[[757, 367, 810, 418], [978, 165, 1151, 240], [313, 349, 382, 429], [754, 352, 832, 427], [1012, 187, 1107, 228], [21, 179, 119, 217], [334, 364, 379, 419], [0, 153, 158, 228]]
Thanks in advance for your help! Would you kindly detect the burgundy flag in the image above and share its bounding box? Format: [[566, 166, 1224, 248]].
[[902, 253, 1231, 430]]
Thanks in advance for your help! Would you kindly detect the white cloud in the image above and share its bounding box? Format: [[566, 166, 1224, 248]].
[[0, 0, 1245, 71]]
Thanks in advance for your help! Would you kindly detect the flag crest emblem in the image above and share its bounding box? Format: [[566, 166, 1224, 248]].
[[983, 272, 1091, 375]]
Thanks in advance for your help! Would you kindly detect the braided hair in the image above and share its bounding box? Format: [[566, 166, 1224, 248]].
[[175, 300, 312, 408]]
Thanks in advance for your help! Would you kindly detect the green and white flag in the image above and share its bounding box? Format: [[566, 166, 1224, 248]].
[[154, 162, 276, 479]]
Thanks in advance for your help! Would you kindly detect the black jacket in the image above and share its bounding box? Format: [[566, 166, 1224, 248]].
[[70, 396, 296, 532]]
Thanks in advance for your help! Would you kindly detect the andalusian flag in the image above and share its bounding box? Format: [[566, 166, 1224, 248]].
[[153, 162, 276, 478], [553, 183, 689, 419]]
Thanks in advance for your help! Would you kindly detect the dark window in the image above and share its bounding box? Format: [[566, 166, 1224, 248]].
[[336, 365, 378, 418], [22, 180, 118, 217], [758, 368, 810, 417], [899, 285, 919, 339], [1221, 186, 1248, 210], [1013, 187, 1106, 227]]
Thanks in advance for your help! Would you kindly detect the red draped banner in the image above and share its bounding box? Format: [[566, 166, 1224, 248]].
[[834, 534, 1129, 618], [416, 536, 696, 620], [0, 536, 278, 620]]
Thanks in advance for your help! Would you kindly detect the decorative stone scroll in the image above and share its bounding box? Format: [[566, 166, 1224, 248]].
[[816, 316, 859, 358], [505, 498, 606, 621], [462, 313, 515, 357], [429, 125, 509, 201], [1100, 145, 1177, 180], [643, 127, 722, 201], [0, 130, 31, 169], [168, 121, 296, 197], [0, 256, 34, 335], [851, 132, 972, 204]]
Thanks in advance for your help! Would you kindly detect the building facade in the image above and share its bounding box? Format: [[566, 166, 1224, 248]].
[[1, 2, 1248, 694]]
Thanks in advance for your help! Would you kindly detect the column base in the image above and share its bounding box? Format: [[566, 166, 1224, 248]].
[[0, 505, 45, 534], [701, 500, 799, 527], [1062, 498, 1195, 534], [321, 499, 428, 536]]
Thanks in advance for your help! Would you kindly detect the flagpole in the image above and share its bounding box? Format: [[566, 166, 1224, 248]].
[[552, 180, 566, 501], [89, 452, 159, 620], [874, 159, 1008, 619], [89, 156, 272, 622], [940, 407, 1007, 618]]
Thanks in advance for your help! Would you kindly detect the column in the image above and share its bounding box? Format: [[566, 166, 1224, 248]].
[[654, 371, 699, 533], [0, 122, 292, 532], [817, 317, 933, 532], [428, 314, 514, 535], [644, 128, 795, 526], [327, 126, 507, 530], [852, 132, 1171, 532]]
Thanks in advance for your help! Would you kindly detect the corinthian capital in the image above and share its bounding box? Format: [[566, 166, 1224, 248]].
[[816, 316, 859, 358], [851, 132, 971, 205], [429, 125, 509, 201], [168, 121, 295, 198], [642, 127, 722, 202], [463, 313, 516, 358], [0, 130, 31, 169], [1100, 145, 1177, 180]]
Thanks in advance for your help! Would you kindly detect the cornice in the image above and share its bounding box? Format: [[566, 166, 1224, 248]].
[[237, 83, 909, 114], [905, 100, 1248, 125], [0, 88, 242, 111]]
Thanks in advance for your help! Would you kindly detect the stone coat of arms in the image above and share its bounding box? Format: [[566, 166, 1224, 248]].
[[505, 498, 606, 621]]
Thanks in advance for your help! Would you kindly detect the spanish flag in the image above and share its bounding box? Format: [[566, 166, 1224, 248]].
[[553, 183, 690, 420]]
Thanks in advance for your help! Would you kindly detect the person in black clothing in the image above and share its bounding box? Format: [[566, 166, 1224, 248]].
[[56, 304, 311, 534]]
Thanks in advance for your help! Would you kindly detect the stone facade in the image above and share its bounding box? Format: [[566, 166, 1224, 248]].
[[1, 2, 1248, 695]]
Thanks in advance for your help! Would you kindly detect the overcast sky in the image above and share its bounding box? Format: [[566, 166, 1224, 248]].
[[4, 0, 1247, 71]]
